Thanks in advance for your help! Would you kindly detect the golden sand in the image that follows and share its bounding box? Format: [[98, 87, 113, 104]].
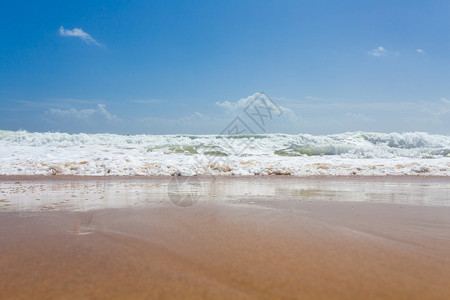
[[0, 176, 449, 299]]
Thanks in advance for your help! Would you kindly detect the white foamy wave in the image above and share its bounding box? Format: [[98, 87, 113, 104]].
[[0, 130, 449, 176]]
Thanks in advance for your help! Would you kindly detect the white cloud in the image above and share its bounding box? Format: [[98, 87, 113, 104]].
[[216, 92, 298, 127], [216, 92, 291, 115], [47, 104, 118, 121], [97, 104, 119, 121], [367, 46, 387, 57], [367, 46, 400, 57], [58, 26, 100, 46], [416, 49, 425, 54], [48, 107, 95, 119], [441, 97, 450, 104]]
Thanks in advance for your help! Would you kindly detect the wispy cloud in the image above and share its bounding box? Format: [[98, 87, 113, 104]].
[[47, 104, 119, 121], [48, 107, 95, 119], [422, 99, 450, 116], [96, 104, 119, 121], [367, 46, 399, 57], [346, 112, 374, 123], [58, 26, 101, 46], [416, 49, 425, 54], [367, 46, 387, 57]]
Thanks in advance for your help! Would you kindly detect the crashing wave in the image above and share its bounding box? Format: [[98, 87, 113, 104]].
[[0, 130, 449, 176]]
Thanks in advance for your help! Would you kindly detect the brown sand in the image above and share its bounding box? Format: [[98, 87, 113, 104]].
[[0, 176, 449, 299]]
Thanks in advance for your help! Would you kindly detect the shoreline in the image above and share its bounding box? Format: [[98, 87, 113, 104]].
[[1, 174, 450, 180]]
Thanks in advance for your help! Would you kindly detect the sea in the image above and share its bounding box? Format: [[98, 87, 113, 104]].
[[0, 130, 449, 176]]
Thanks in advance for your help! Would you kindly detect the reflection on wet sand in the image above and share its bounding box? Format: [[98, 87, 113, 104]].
[[0, 176, 449, 212]]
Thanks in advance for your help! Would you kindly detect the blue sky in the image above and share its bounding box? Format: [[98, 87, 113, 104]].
[[1, 0, 449, 135]]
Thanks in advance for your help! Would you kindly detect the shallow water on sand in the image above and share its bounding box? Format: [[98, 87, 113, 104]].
[[0, 176, 449, 212]]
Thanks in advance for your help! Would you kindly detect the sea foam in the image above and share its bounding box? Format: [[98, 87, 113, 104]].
[[0, 130, 449, 176]]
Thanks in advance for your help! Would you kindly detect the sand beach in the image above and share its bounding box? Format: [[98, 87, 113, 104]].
[[0, 176, 449, 299]]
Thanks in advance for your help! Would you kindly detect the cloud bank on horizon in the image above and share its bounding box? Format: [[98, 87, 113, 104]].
[[0, 92, 447, 135]]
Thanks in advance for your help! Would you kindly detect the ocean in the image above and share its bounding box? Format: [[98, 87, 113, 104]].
[[1, 130, 449, 176]]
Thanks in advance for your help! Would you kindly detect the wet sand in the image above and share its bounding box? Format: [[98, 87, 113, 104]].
[[0, 176, 449, 299]]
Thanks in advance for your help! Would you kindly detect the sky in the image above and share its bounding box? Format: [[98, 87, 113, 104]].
[[1, 0, 450, 135]]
